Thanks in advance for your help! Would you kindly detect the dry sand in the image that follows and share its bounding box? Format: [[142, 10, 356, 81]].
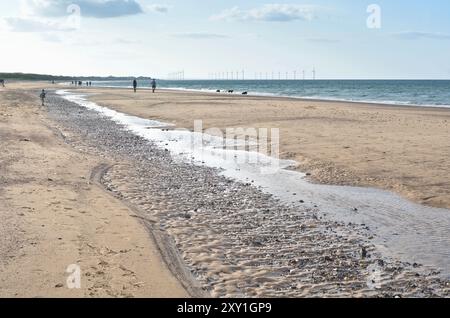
[[80, 87, 450, 210], [0, 84, 187, 297]]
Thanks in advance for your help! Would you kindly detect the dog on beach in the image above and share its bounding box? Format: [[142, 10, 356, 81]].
[[228, 90, 234, 93], [242, 92, 248, 95]]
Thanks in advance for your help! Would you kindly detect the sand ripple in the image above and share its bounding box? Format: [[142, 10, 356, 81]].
[[47, 93, 450, 298]]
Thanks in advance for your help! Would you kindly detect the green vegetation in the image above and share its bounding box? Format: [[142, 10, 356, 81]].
[[0, 72, 151, 81]]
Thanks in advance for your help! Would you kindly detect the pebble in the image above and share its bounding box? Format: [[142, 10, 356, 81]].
[[44, 93, 450, 299]]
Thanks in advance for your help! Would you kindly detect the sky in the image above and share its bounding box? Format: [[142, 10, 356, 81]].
[[1, 0, 450, 79]]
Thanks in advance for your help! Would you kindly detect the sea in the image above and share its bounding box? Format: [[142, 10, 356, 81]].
[[90, 79, 450, 108]]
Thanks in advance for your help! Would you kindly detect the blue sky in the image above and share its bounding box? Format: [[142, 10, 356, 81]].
[[0, 0, 450, 79]]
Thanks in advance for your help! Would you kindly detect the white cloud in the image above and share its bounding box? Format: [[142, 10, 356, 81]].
[[305, 37, 340, 43], [210, 6, 242, 21], [40, 32, 64, 42], [171, 32, 229, 39], [211, 4, 319, 22], [114, 37, 142, 44], [147, 4, 171, 14], [22, 0, 144, 19], [4, 16, 77, 32], [393, 31, 450, 40], [3, 0, 147, 34], [66, 37, 141, 46]]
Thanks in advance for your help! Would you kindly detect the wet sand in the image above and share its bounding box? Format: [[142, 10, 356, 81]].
[[79, 87, 450, 210], [47, 89, 449, 297], [0, 85, 187, 297]]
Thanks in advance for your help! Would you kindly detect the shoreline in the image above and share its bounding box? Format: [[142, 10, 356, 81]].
[[79, 83, 450, 111], [73, 86, 450, 210], [57, 89, 450, 279], [46, 90, 450, 297]]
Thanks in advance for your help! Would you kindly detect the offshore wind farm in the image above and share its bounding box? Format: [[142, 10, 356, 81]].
[[203, 68, 316, 81]]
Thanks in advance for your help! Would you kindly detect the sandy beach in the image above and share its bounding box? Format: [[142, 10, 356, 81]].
[[0, 84, 187, 297], [1, 83, 449, 298], [82, 87, 450, 210], [3, 0, 450, 302]]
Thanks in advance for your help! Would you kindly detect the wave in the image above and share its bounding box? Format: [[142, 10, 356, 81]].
[[87, 80, 450, 109]]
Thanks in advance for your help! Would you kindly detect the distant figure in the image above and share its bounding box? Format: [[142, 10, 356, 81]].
[[228, 90, 234, 93], [79, 81, 82, 86], [133, 79, 137, 93], [52, 80, 55, 84], [0, 79, 5, 87], [151, 79, 157, 93], [242, 91, 248, 95], [216, 89, 220, 93], [40, 89, 46, 106], [89, 81, 92, 86]]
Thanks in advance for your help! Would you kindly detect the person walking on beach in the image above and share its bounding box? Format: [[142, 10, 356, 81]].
[[40, 89, 46, 106], [133, 79, 137, 93], [151, 79, 157, 93]]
